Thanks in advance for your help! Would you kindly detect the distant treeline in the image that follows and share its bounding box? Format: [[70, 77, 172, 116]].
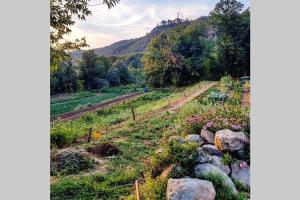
[[50, 53, 144, 95], [51, 0, 250, 93]]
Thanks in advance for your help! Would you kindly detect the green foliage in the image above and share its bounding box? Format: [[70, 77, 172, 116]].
[[126, 175, 167, 200], [50, 125, 78, 148], [148, 141, 198, 177], [202, 173, 247, 200], [143, 20, 214, 87], [232, 178, 249, 193], [51, 168, 138, 200], [51, 92, 120, 117], [50, 61, 79, 95], [221, 153, 233, 166], [209, 0, 250, 77], [50, 0, 120, 71]]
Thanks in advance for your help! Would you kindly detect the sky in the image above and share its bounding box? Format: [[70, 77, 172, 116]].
[[66, 0, 250, 49]]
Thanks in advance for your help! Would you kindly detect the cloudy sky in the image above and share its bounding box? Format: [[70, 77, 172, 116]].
[[67, 0, 250, 49]]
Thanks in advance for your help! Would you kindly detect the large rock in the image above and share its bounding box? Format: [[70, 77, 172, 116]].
[[201, 144, 224, 157], [214, 129, 249, 152], [194, 163, 238, 194], [197, 147, 213, 163], [231, 160, 250, 190], [197, 148, 213, 163], [167, 178, 216, 200], [185, 134, 204, 145], [201, 129, 215, 144], [211, 156, 231, 175]]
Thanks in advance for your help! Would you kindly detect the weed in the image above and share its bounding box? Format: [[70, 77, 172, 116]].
[[221, 153, 233, 166]]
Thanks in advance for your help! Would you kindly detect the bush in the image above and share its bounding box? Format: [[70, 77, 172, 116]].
[[51, 133, 67, 149], [182, 104, 249, 133], [148, 141, 198, 177], [139, 175, 167, 200], [50, 125, 78, 148]]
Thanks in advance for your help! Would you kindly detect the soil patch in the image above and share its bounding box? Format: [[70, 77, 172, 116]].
[[87, 143, 121, 157]]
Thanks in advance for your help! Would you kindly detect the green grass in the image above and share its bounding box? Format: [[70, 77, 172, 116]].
[[51, 92, 95, 104], [51, 112, 176, 200], [51, 93, 122, 117], [50, 81, 218, 199]]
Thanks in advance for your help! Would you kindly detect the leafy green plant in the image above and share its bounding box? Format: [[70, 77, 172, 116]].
[[221, 153, 233, 166], [201, 173, 247, 200]]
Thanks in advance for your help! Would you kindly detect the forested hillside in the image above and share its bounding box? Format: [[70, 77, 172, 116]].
[[71, 17, 208, 60]]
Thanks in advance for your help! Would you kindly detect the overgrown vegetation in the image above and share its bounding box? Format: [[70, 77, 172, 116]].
[[202, 173, 248, 200]]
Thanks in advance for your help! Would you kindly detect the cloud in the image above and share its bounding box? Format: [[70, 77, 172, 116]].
[[67, 0, 249, 49]]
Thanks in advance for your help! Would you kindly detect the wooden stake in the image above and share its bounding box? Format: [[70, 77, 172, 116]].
[[131, 106, 136, 121], [87, 127, 92, 143], [135, 180, 140, 200]]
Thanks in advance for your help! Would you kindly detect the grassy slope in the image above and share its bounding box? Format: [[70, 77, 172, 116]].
[[50, 82, 214, 199]]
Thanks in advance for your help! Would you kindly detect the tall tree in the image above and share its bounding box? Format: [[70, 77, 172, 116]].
[[50, 0, 120, 72], [80, 50, 107, 90], [209, 0, 250, 77]]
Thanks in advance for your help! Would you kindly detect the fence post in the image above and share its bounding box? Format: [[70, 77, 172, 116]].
[[131, 106, 136, 121], [135, 180, 140, 200], [87, 127, 92, 143]]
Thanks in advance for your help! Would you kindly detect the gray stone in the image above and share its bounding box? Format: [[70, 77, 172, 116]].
[[211, 156, 231, 175], [201, 144, 224, 157], [194, 163, 238, 194], [231, 160, 250, 190], [167, 178, 216, 200], [215, 129, 249, 152], [197, 147, 213, 163], [185, 134, 204, 145], [200, 129, 215, 144]]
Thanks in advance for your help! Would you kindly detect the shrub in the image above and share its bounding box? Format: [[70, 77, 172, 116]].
[[50, 125, 78, 148], [148, 141, 198, 177], [182, 104, 249, 133], [140, 175, 167, 200], [51, 133, 67, 149]]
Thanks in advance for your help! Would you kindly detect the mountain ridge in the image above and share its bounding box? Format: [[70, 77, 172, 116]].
[[71, 17, 209, 60]]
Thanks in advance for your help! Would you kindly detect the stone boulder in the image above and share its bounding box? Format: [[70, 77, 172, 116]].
[[197, 147, 213, 163], [167, 178, 216, 200], [200, 129, 215, 144], [201, 144, 224, 157], [211, 156, 231, 175], [231, 160, 250, 190], [215, 129, 249, 152], [194, 163, 237, 194], [185, 134, 204, 145]]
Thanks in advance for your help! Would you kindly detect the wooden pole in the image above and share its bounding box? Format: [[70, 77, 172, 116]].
[[87, 127, 92, 143], [131, 106, 136, 121], [135, 180, 140, 200]]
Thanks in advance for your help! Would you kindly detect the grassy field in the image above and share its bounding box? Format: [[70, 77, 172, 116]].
[[50, 82, 215, 198], [50, 85, 145, 117], [50, 80, 250, 200]]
